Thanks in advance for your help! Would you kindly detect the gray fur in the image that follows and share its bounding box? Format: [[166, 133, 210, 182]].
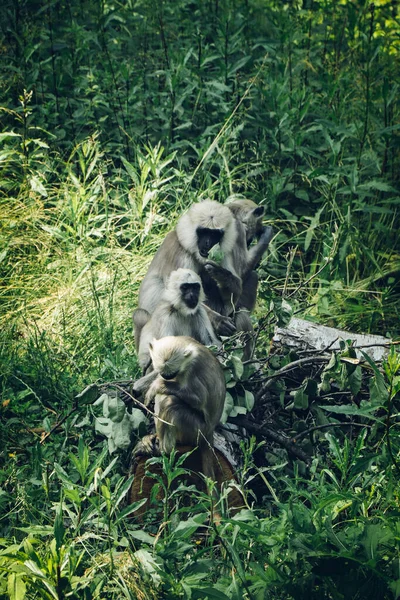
[[136, 200, 238, 340], [204, 199, 273, 359], [145, 336, 226, 480], [132, 308, 151, 353], [137, 269, 220, 372]]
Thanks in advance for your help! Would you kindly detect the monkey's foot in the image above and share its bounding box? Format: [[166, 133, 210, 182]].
[[133, 434, 160, 458]]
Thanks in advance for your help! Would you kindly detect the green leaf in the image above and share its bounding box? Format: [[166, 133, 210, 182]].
[[361, 524, 393, 561], [111, 475, 135, 512], [127, 529, 155, 544], [319, 403, 382, 420], [293, 387, 308, 410], [133, 549, 163, 586], [75, 383, 99, 405], [0, 132, 21, 142], [194, 588, 230, 599], [221, 392, 234, 424], [54, 463, 74, 487], [115, 499, 148, 524], [16, 526, 53, 536], [228, 55, 251, 77], [361, 180, 396, 192], [348, 367, 362, 395], [30, 175, 47, 197], [121, 156, 139, 185], [8, 573, 26, 600], [231, 356, 244, 380], [54, 503, 65, 551], [369, 373, 388, 405], [389, 580, 400, 599], [304, 205, 325, 251], [173, 513, 208, 538], [244, 390, 254, 411]]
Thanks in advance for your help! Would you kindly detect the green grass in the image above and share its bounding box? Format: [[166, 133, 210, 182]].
[[0, 0, 400, 597]]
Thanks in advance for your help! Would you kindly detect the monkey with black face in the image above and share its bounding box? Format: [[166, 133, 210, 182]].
[[203, 199, 273, 358], [142, 336, 226, 482], [135, 200, 239, 346], [134, 268, 220, 373]]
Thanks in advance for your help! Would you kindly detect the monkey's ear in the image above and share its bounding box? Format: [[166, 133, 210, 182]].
[[149, 340, 155, 352], [183, 347, 193, 358], [253, 206, 265, 218]]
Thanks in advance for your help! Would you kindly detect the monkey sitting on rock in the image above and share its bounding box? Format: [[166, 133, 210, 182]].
[[133, 336, 226, 484]]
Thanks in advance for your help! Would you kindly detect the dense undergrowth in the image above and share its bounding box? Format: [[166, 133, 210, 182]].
[[0, 0, 400, 598]]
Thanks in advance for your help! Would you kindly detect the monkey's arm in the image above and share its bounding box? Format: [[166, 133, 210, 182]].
[[133, 307, 151, 352], [154, 378, 207, 413], [133, 370, 158, 398], [236, 270, 259, 313], [246, 226, 273, 272]]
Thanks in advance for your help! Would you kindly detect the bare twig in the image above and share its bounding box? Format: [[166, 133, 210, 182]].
[[291, 422, 372, 444], [298, 337, 339, 355], [111, 383, 172, 427], [298, 339, 399, 356], [40, 406, 77, 444], [282, 246, 297, 298], [255, 356, 330, 401], [287, 257, 332, 299]]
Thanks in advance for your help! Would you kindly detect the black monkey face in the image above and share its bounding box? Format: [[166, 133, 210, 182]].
[[196, 227, 224, 258], [245, 206, 266, 246], [180, 282, 200, 309]]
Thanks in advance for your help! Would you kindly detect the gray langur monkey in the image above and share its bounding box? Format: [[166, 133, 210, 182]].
[[203, 199, 273, 359], [133, 268, 220, 373], [141, 336, 226, 482], [135, 200, 239, 347]]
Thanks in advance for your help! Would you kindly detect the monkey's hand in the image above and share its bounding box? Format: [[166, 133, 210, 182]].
[[208, 309, 236, 336], [204, 261, 237, 285], [133, 370, 158, 398], [216, 314, 236, 336], [259, 226, 273, 247], [204, 262, 242, 307], [133, 434, 160, 457]]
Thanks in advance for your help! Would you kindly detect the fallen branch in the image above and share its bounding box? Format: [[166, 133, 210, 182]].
[[229, 416, 311, 464]]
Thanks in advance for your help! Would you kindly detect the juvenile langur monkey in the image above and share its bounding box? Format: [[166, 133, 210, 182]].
[[135, 200, 239, 345], [203, 199, 273, 358], [142, 336, 226, 481], [134, 269, 220, 373]]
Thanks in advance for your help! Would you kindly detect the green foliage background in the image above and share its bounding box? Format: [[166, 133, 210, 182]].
[[0, 0, 399, 598]]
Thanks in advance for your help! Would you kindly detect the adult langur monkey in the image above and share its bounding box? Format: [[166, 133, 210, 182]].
[[203, 199, 273, 359], [133, 268, 220, 373], [134, 336, 226, 483], [134, 200, 239, 348]]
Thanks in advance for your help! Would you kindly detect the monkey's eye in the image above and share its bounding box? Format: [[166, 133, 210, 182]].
[[161, 371, 178, 380], [180, 283, 200, 293]]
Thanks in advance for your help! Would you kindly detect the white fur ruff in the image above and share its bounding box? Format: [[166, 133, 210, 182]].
[[163, 268, 205, 315]]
